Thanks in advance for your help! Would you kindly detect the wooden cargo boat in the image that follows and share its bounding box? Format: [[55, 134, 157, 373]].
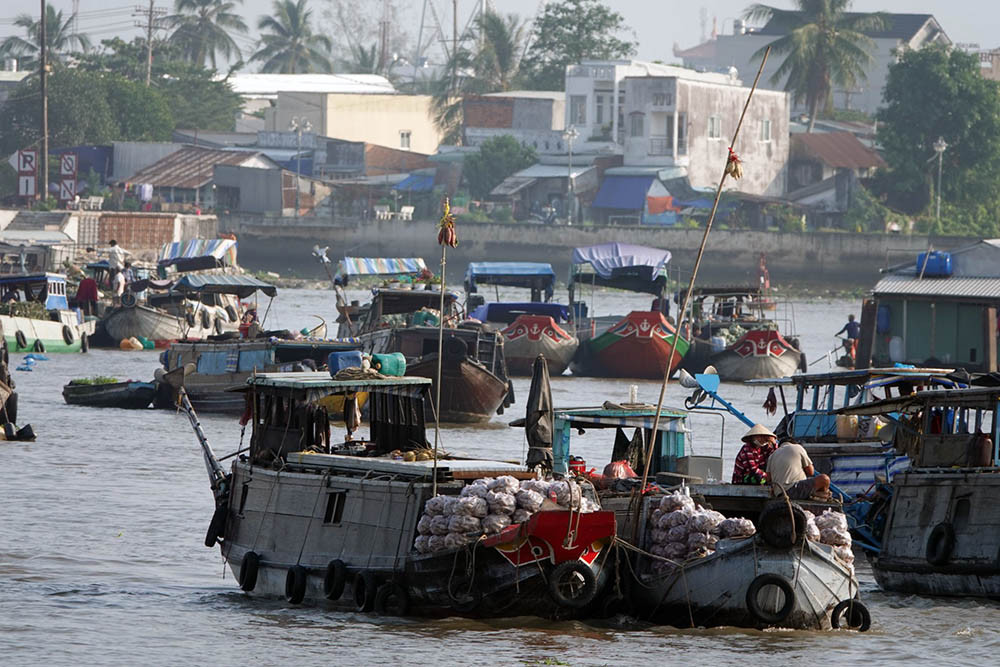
[[181, 373, 616, 617], [568, 243, 689, 379], [464, 262, 578, 376], [62, 380, 157, 409], [0, 274, 94, 353]]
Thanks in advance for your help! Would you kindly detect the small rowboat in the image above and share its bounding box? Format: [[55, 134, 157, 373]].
[[62, 381, 157, 409]]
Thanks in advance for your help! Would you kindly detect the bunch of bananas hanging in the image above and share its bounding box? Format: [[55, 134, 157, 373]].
[[725, 147, 744, 180], [437, 197, 458, 248]]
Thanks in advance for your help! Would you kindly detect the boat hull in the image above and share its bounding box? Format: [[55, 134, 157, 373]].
[[708, 329, 803, 381], [62, 381, 156, 409], [499, 315, 578, 376], [406, 356, 508, 423], [102, 304, 236, 343], [571, 311, 689, 379], [2, 314, 93, 353]]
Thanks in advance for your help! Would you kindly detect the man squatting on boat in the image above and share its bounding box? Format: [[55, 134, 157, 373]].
[[732, 424, 831, 500]]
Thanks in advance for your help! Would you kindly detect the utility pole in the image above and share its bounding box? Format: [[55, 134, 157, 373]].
[[451, 0, 458, 95], [134, 1, 165, 86], [40, 0, 48, 204]]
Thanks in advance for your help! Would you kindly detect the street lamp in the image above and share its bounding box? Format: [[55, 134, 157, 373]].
[[289, 116, 312, 218], [563, 125, 579, 225], [933, 136, 947, 224]]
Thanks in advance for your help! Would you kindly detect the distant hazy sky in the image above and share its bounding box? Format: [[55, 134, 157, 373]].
[[1, 1, 994, 68]]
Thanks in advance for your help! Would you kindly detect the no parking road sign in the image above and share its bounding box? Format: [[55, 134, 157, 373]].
[[60, 153, 77, 177]]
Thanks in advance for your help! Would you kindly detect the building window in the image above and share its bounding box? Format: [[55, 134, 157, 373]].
[[652, 93, 672, 107], [570, 95, 587, 125], [630, 112, 645, 137], [677, 112, 688, 155], [595, 94, 605, 125], [400, 130, 411, 149], [708, 115, 722, 139], [759, 119, 771, 142]]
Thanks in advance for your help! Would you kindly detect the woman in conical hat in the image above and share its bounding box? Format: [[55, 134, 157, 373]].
[[733, 423, 778, 484]]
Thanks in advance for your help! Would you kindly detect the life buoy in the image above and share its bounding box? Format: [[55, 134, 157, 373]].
[[353, 570, 378, 612], [239, 551, 260, 592], [745, 573, 796, 624], [830, 598, 871, 631], [226, 305, 239, 322], [285, 565, 307, 604], [201, 310, 211, 330], [80, 334, 89, 353], [14, 330, 26, 349], [62, 325, 75, 345], [33, 339, 45, 353], [374, 582, 410, 616], [185, 312, 196, 328], [758, 501, 807, 550], [205, 505, 227, 547], [547, 560, 599, 609], [926, 522, 956, 566], [323, 559, 347, 600]]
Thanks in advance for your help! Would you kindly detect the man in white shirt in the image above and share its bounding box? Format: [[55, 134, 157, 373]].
[[112, 269, 126, 306], [766, 441, 831, 501], [107, 240, 130, 276]]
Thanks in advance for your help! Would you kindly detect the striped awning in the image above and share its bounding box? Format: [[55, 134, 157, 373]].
[[158, 238, 238, 266], [335, 257, 427, 279]]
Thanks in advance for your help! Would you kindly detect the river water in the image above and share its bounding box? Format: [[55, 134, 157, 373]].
[[3, 288, 998, 666]]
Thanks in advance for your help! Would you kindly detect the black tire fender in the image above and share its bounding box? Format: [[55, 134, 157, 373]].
[[323, 559, 347, 601], [62, 325, 75, 345], [14, 330, 26, 349], [285, 565, 307, 604], [226, 305, 239, 322], [926, 522, 956, 566], [745, 573, 796, 625], [185, 312, 196, 328], [758, 501, 807, 550], [201, 309, 211, 330], [80, 334, 89, 353], [830, 598, 871, 632], [214, 317, 225, 335], [353, 570, 378, 612], [204, 505, 227, 548], [239, 551, 260, 592], [798, 352, 808, 373], [33, 339, 45, 353], [547, 560, 599, 609], [374, 582, 410, 616]]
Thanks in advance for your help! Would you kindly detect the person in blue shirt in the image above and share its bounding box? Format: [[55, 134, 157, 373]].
[[836, 314, 860, 340]]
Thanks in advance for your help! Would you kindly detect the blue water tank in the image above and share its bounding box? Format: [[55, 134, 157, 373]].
[[916, 251, 953, 277], [327, 350, 363, 376], [876, 305, 891, 333]]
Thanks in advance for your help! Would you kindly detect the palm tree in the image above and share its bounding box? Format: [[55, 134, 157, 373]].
[[431, 10, 526, 144], [0, 5, 91, 67], [164, 0, 248, 69], [745, 1, 886, 132], [342, 43, 378, 74], [250, 0, 332, 73]]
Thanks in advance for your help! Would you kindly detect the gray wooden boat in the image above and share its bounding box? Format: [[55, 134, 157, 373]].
[[62, 380, 157, 409], [178, 372, 617, 618]]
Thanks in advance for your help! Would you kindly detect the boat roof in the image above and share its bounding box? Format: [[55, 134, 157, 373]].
[[158, 238, 238, 269], [464, 262, 556, 291], [570, 243, 671, 294], [541, 406, 688, 431], [240, 371, 430, 400], [745, 367, 959, 388], [371, 288, 459, 314], [838, 386, 1000, 415], [173, 273, 277, 298], [335, 256, 427, 279], [469, 302, 570, 323]]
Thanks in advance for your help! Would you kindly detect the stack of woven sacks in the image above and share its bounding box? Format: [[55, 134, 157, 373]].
[[646, 491, 756, 568], [804, 508, 854, 574], [413, 476, 600, 554]]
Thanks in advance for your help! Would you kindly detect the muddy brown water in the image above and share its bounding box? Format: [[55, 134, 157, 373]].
[[2, 289, 997, 666]]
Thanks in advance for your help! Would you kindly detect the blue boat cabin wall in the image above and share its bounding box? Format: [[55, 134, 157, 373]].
[[552, 417, 686, 475]]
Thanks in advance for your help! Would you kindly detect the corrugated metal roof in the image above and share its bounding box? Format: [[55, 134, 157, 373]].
[[874, 275, 1000, 299], [227, 73, 395, 98], [793, 132, 886, 169], [757, 13, 937, 40], [128, 147, 270, 189]]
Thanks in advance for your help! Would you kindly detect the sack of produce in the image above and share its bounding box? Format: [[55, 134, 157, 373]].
[[424, 496, 446, 516], [430, 515, 451, 536], [661, 507, 692, 529], [820, 527, 850, 547], [448, 515, 482, 534], [417, 514, 434, 536], [482, 513, 512, 534], [520, 478, 550, 495], [580, 496, 600, 513], [718, 517, 756, 538], [445, 532, 476, 550], [413, 535, 431, 554], [442, 496, 460, 516], [687, 532, 717, 550], [512, 509, 534, 524], [832, 544, 855, 565], [687, 510, 723, 534], [515, 489, 544, 513], [455, 496, 488, 518], [650, 528, 668, 544], [667, 525, 689, 543], [659, 491, 695, 514], [428, 535, 448, 552], [486, 490, 516, 515], [460, 481, 490, 499], [548, 480, 582, 508], [802, 510, 821, 542], [663, 542, 688, 559], [602, 460, 637, 479], [815, 509, 849, 533], [487, 476, 520, 494], [650, 508, 663, 526]]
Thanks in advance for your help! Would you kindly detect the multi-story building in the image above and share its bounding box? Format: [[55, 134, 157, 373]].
[[462, 91, 566, 153]]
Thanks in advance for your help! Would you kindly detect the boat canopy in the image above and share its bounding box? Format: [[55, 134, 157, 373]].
[[241, 371, 430, 401], [745, 367, 960, 388], [334, 257, 427, 280], [552, 406, 689, 431], [158, 238, 238, 271], [173, 273, 277, 298], [370, 288, 458, 316], [837, 387, 1000, 416], [469, 302, 570, 324], [0, 272, 69, 310], [570, 243, 671, 295], [464, 262, 556, 294]]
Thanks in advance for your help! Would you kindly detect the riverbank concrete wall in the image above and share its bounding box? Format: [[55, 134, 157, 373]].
[[228, 216, 979, 289]]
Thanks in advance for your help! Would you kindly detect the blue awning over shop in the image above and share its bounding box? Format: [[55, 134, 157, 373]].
[[591, 175, 655, 210], [395, 173, 434, 192]]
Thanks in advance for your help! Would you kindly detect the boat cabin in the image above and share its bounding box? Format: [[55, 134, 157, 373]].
[[464, 262, 557, 306], [358, 288, 461, 335], [568, 243, 673, 323], [0, 273, 70, 311]]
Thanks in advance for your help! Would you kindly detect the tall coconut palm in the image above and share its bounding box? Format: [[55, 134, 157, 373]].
[[0, 5, 91, 67], [342, 43, 378, 74], [250, 0, 332, 73], [431, 10, 526, 144], [745, 1, 886, 131], [164, 0, 248, 69]]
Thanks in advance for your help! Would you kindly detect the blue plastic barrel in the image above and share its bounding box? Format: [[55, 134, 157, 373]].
[[327, 350, 363, 376], [916, 251, 952, 277], [876, 305, 891, 333]]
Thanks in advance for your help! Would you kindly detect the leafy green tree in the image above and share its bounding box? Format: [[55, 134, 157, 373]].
[[342, 43, 378, 73], [520, 0, 636, 91], [463, 135, 536, 199], [745, 1, 886, 132], [0, 5, 91, 66], [164, 0, 248, 68], [432, 10, 527, 144], [877, 44, 1000, 215], [251, 0, 332, 73]]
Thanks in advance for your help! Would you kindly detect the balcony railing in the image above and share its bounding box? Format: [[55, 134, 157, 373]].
[[649, 137, 672, 156]]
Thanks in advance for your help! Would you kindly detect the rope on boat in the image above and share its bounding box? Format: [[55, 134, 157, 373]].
[[631, 45, 772, 541], [295, 471, 330, 567]]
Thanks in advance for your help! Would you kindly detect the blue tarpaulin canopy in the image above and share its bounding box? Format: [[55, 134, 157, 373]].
[[469, 302, 571, 324], [591, 175, 655, 210], [395, 173, 434, 192], [464, 262, 556, 293], [174, 273, 277, 298]]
